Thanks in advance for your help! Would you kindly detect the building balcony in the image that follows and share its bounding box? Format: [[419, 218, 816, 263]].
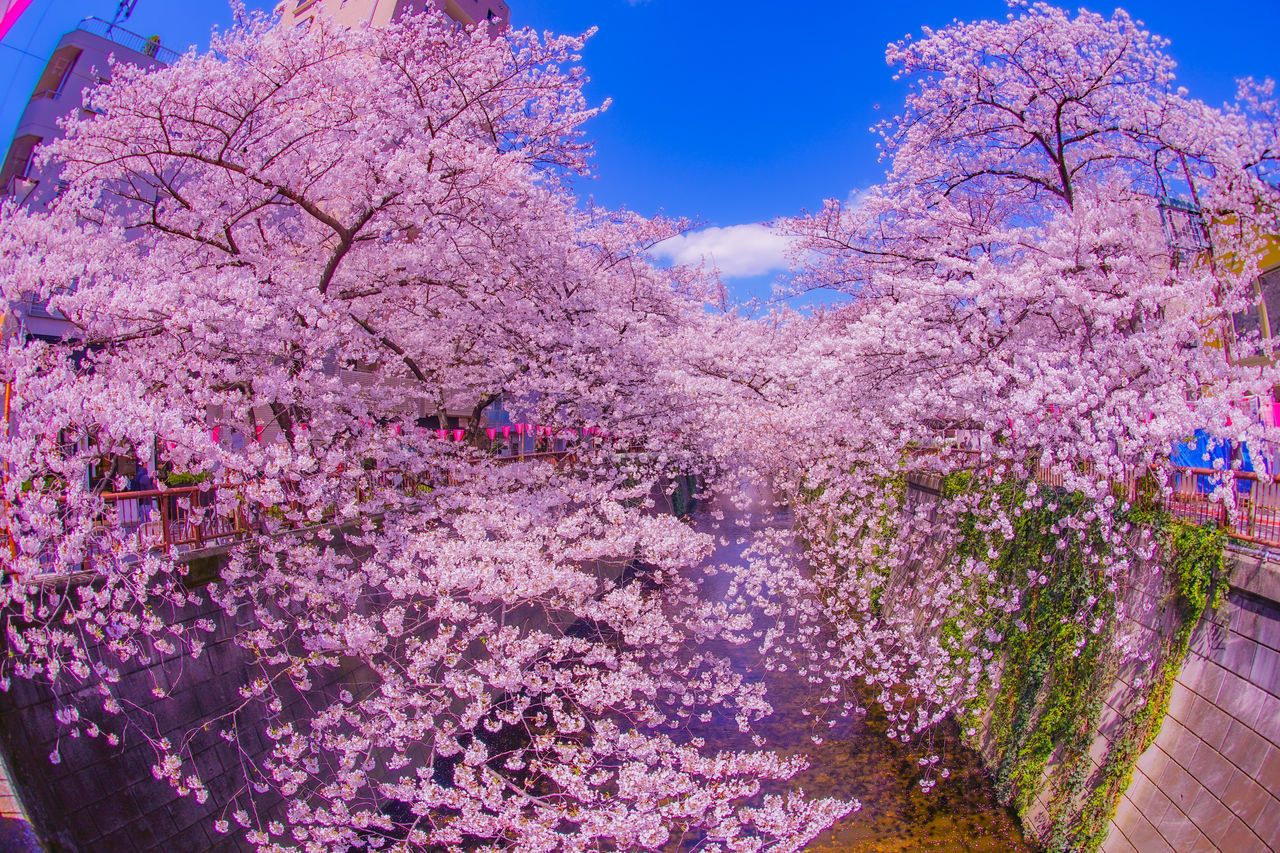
[[72, 17, 179, 65]]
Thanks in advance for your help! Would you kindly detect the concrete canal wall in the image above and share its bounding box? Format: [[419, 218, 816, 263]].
[[1100, 551, 1280, 853], [0, 557, 368, 852], [903, 475, 1280, 853]]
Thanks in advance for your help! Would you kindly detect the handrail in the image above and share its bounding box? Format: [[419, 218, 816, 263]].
[[914, 446, 1280, 549], [88, 448, 1280, 554], [923, 445, 1268, 483], [100, 484, 204, 500], [87, 450, 579, 553], [75, 17, 180, 65]]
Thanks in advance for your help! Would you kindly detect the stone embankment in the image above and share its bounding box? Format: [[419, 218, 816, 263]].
[[0, 554, 360, 852], [904, 474, 1280, 853], [1101, 549, 1280, 853]]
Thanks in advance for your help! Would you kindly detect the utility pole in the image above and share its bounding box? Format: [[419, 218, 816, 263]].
[[107, 0, 137, 35]]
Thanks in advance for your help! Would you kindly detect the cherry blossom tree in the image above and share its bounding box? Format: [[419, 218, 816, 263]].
[[783, 1, 1280, 473], [0, 10, 850, 850], [718, 0, 1280, 790], [6, 2, 1280, 849]]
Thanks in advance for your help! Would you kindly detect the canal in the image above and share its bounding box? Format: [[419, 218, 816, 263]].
[[688, 492, 1030, 852]]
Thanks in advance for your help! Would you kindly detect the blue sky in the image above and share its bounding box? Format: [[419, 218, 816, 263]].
[[3, 0, 1278, 303]]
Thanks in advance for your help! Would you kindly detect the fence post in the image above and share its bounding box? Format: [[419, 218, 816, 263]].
[[193, 489, 204, 548], [160, 492, 170, 549]]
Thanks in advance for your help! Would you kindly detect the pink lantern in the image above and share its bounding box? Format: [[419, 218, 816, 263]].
[[453, 429, 465, 441], [210, 426, 220, 445], [516, 423, 525, 435], [487, 428, 497, 440], [502, 425, 511, 439], [255, 424, 264, 442], [436, 429, 447, 440]]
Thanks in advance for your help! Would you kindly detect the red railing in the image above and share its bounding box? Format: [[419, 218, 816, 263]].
[[98, 449, 1280, 554], [98, 485, 249, 551], [95, 451, 578, 553], [923, 446, 1280, 549]]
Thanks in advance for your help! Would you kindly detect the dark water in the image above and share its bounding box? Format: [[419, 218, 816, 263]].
[[692, 503, 1031, 853]]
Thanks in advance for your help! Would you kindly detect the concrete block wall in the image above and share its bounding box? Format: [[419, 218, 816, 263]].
[[1009, 547, 1280, 852], [0, 569, 366, 853], [902, 476, 1280, 852], [1, 587, 250, 851], [1101, 556, 1280, 853]]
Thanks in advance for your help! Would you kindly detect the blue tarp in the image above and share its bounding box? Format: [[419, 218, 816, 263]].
[[1171, 429, 1255, 493]]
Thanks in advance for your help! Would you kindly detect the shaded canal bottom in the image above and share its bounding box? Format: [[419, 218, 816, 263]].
[[781, 709, 1028, 852], [691, 505, 1030, 853], [729, 664, 1029, 853]]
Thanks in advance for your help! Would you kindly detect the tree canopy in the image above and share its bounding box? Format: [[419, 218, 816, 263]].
[[0, 3, 1278, 851]]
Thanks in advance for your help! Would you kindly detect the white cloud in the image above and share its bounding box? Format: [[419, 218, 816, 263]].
[[652, 223, 795, 279]]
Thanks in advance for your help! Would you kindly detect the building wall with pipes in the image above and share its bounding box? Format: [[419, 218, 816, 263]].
[[275, 0, 510, 34]]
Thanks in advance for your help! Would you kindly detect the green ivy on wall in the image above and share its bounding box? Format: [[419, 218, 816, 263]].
[[942, 475, 1119, 824], [1067, 520, 1224, 851], [804, 463, 1226, 853], [941, 472, 1225, 853]]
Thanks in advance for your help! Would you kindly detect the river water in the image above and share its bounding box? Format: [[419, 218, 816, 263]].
[[688, 495, 1031, 853]]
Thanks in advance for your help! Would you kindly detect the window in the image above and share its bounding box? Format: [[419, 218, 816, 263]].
[[1261, 267, 1280, 336], [1233, 266, 1280, 358]]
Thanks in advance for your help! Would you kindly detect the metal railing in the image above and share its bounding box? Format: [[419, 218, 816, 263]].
[[922, 446, 1280, 549], [76, 447, 1280, 556], [93, 451, 577, 553], [75, 17, 180, 65]]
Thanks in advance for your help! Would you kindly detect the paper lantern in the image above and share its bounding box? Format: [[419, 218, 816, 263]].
[[487, 428, 497, 440], [453, 429, 465, 441], [436, 429, 447, 440], [502, 425, 511, 439]]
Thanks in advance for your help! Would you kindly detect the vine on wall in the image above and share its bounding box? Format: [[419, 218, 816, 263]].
[[939, 472, 1224, 852], [800, 460, 1226, 852], [1067, 521, 1224, 851]]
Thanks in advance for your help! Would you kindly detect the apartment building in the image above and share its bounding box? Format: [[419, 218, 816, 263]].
[[0, 17, 176, 342], [276, 0, 510, 33]]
